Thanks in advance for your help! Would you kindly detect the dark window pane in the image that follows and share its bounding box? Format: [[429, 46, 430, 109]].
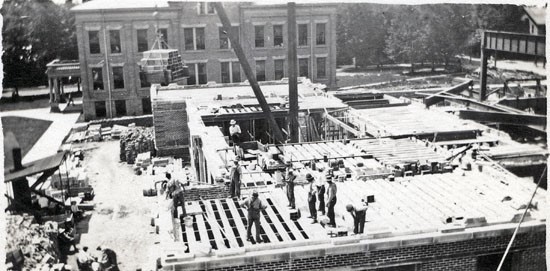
[[158, 28, 168, 49], [137, 29, 148, 52], [256, 60, 265, 81], [198, 63, 207, 84], [273, 25, 283, 47], [255, 25, 264, 48], [316, 23, 326, 45], [184, 28, 194, 50], [221, 62, 230, 83], [298, 24, 308, 46], [198, 2, 206, 14], [274, 59, 284, 80], [187, 64, 196, 85], [317, 57, 326, 78], [113, 67, 124, 89], [299, 58, 309, 77], [92, 68, 103, 90], [207, 3, 215, 14], [89, 31, 100, 54], [196, 28, 205, 50], [219, 27, 229, 49], [95, 101, 106, 118], [110, 30, 121, 53], [139, 70, 151, 88], [115, 100, 127, 117], [231, 62, 241, 82], [142, 98, 152, 114]]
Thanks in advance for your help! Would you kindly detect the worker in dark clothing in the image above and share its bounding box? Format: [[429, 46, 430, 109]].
[[166, 173, 186, 219], [285, 169, 296, 209], [306, 174, 317, 223], [240, 190, 267, 243], [346, 203, 367, 234], [97, 246, 119, 271], [317, 172, 327, 216], [229, 158, 242, 198], [326, 177, 337, 227]]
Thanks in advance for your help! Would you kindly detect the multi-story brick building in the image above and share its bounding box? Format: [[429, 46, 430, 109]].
[[72, 1, 337, 120]]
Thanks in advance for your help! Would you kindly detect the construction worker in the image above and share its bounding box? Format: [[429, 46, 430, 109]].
[[306, 174, 317, 223], [96, 246, 119, 271], [285, 168, 296, 209], [346, 203, 367, 234], [77, 246, 94, 270], [317, 170, 328, 216], [326, 177, 337, 227], [229, 158, 242, 198], [70, 201, 83, 221], [240, 190, 267, 243], [166, 173, 186, 218], [229, 119, 242, 146]]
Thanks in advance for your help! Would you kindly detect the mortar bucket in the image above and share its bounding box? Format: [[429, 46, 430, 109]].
[[183, 216, 193, 227]]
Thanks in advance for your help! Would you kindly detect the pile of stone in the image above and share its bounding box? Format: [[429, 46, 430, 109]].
[[6, 214, 60, 270], [119, 127, 155, 164]]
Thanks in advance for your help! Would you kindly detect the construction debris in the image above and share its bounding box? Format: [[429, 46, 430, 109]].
[[119, 127, 155, 164]]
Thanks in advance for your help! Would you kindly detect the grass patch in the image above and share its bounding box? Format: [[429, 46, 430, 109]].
[[2, 116, 52, 168]]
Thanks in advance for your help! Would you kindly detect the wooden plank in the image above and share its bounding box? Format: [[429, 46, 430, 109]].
[[225, 198, 252, 246], [213, 200, 240, 248], [260, 194, 293, 242]]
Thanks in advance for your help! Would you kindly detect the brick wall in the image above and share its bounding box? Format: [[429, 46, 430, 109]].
[[184, 184, 229, 202], [152, 98, 190, 159], [170, 231, 545, 271]]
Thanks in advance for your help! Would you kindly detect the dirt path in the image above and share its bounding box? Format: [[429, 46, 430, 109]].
[[77, 140, 160, 270]]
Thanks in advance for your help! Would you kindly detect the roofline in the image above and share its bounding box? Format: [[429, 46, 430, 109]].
[[71, 6, 178, 14], [522, 8, 546, 26], [241, 3, 339, 9]]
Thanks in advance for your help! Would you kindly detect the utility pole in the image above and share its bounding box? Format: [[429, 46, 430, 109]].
[[213, 2, 285, 143], [287, 2, 299, 143]]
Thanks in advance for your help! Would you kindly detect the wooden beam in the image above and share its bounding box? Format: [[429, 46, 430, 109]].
[[325, 114, 362, 137], [424, 80, 473, 107], [458, 110, 547, 126], [213, 3, 285, 143]]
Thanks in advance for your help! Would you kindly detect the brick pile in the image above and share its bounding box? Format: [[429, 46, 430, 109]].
[[119, 127, 155, 164], [152, 98, 191, 159], [6, 214, 60, 270], [184, 184, 230, 201]]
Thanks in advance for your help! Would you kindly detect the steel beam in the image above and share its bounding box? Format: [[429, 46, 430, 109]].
[[424, 80, 473, 107], [458, 110, 547, 126], [213, 3, 285, 143]]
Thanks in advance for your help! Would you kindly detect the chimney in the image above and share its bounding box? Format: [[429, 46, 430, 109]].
[[4, 131, 23, 172], [12, 147, 23, 171]]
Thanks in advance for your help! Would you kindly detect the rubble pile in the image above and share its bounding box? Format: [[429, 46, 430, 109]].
[[6, 214, 60, 270], [120, 127, 155, 164]]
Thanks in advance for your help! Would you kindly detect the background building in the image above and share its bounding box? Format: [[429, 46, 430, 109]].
[[72, 1, 337, 120]]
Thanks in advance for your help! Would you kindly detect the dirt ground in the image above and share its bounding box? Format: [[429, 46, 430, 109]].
[[73, 140, 161, 270]]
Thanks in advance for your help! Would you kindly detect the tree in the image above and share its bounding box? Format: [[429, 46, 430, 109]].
[[384, 6, 429, 73], [2, 0, 77, 88]]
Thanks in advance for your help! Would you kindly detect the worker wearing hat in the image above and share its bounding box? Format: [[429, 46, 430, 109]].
[[306, 173, 318, 223], [326, 176, 337, 227], [229, 119, 242, 146], [229, 157, 242, 198], [240, 190, 267, 243], [285, 168, 296, 209], [346, 202, 367, 234]]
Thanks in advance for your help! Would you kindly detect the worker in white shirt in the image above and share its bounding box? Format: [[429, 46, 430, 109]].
[[229, 119, 242, 145], [346, 202, 367, 234], [77, 246, 94, 269]]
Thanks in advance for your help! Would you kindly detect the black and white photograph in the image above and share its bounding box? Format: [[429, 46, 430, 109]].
[[1, 0, 547, 270]]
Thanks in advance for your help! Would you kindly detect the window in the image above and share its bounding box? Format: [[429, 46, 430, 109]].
[[256, 60, 266, 81], [113, 67, 124, 89], [142, 98, 152, 114], [109, 30, 121, 53], [317, 57, 326, 78], [299, 58, 309, 77], [184, 27, 205, 50], [89, 31, 100, 54], [255, 25, 264, 48], [139, 69, 151, 88], [95, 101, 107, 118], [219, 26, 239, 49], [158, 28, 168, 49], [274, 59, 284, 80], [137, 29, 148, 52], [92, 68, 103, 90], [273, 25, 283, 47], [187, 63, 207, 85], [115, 100, 127, 117], [221, 61, 241, 83], [298, 24, 308, 46], [316, 23, 326, 45], [198, 2, 216, 15]]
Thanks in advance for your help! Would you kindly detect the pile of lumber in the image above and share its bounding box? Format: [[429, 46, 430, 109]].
[[6, 214, 60, 270], [119, 127, 155, 164]]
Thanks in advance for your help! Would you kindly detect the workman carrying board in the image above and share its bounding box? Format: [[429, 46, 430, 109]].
[[240, 190, 267, 243]]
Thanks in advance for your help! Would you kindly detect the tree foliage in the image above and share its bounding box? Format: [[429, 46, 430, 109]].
[[337, 3, 528, 69], [2, 0, 77, 87]]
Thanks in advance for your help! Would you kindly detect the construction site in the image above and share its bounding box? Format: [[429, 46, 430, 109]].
[[3, 2, 547, 271]]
